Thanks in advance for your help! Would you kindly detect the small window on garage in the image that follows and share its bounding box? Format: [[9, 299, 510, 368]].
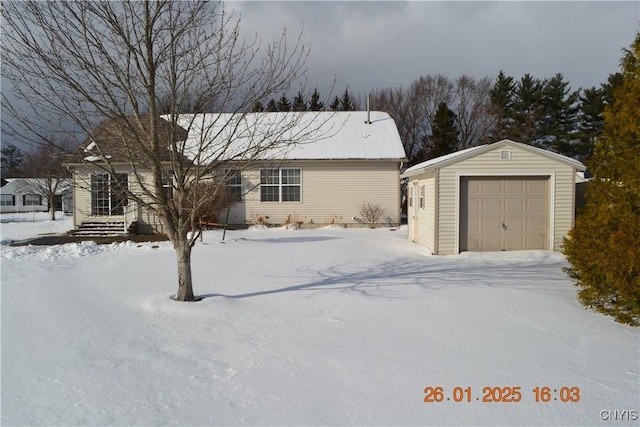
[[500, 150, 511, 160], [419, 185, 426, 209]]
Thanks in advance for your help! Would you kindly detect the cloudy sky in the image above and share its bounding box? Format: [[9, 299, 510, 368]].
[[227, 1, 640, 99], [1, 1, 638, 150]]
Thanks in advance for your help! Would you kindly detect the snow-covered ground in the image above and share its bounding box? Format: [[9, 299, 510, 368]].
[[1, 213, 638, 426]]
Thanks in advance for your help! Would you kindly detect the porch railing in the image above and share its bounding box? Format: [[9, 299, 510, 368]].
[[123, 200, 137, 234]]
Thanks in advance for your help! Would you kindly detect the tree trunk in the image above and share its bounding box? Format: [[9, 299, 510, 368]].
[[48, 194, 56, 220], [174, 240, 195, 301]]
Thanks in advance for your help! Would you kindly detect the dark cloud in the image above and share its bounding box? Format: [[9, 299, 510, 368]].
[[229, 1, 640, 96]]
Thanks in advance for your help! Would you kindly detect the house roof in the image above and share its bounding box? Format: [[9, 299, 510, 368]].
[[173, 111, 407, 162], [0, 178, 72, 195], [401, 139, 586, 178], [70, 111, 406, 166], [72, 116, 188, 164]]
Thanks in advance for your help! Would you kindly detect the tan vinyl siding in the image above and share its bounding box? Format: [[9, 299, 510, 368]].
[[552, 168, 577, 250], [224, 160, 401, 226], [72, 166, 164, 233], [436, 143, 577, 254]]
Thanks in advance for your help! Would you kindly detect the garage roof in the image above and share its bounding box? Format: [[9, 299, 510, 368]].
[[401, 139, 586, 178]]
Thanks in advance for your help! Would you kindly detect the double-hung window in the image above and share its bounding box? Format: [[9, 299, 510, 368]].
[[224, 169, 242, 201], [91, 173, 128, 215], [162, 170, 173, 200], [23, 194, 42, 206], [260, 168, 301, 202], [0, 194, 15, 206]]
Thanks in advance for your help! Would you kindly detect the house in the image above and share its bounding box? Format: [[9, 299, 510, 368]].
[[66, 111, 407, 234], [401, 139, 586, 254], [0, 178, 73, 214]]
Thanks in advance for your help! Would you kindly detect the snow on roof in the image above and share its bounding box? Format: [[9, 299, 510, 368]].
[[402, 145, 485, 176], [0, 178, 72, 194], [171, 111, 407, 162], [401, 139, 586, 177]]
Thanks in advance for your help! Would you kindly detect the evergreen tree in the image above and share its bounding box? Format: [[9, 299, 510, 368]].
[[602, 72, 624, 105], [339, 87, 356, 111], [252, 101, 264, 112], [539, 73, 580, 155], [512, 73, 544, 145], [309, 88, 324, 111], [266, 98, 278, 112], [1, 143, 24, 179], [563, 33, 640, 325], [576, 86, 605, 163], [428, 102, 459, 158], [329, 95, 340, 111], [292, 91, 307, 111], [489, 70, 516, 141], [277, 93, 291, 111]]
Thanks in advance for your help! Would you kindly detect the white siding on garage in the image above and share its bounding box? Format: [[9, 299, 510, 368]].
[[408, 173, 436, 252], [224, 160, 402, 227], [436, 143, 576, 254]]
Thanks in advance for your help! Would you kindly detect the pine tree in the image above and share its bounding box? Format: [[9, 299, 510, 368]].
[[576, 86, 605, 163], [563, 33, 640, 325], [512, 74, 544, 145], [292, 91, 307, 111], [309, 88, 324, 111], [277, 93, 291, 111], [266, 98, 278, 112], [489, 70, 516, 141], [1, 143, 24, 179], [539, 73, 580, 155], [339, 87, 356, 111], [602, 72, 624, 105], [329, 95, 340, 111], [428, 102, 459, 159]]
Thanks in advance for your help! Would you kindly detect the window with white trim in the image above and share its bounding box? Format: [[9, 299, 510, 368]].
[[162, 170, 173, 200], [224, 169, 242, 201], [419, 185, 425, 209], [91, 173, 128, 215], [260, 168, 301, 202], [23, 194, 43, 206], [1, 194, 15, 206]]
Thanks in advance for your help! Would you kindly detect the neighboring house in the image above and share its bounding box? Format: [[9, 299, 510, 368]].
[[0, 178, 73, 214], [66, 111, 407, 234], [401, 139, 586, 254]]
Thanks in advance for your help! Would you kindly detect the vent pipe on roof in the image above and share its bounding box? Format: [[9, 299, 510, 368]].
[[365, 95, 372, 124]]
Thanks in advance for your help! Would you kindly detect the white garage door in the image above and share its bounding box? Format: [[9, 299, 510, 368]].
[[460, 176, 549, 252]]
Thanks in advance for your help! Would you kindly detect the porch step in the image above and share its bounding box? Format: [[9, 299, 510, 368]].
[[68, 221, 136, 237]]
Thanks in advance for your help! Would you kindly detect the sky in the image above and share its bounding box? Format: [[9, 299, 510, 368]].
[[226, 1, 640, 100], [1, 1, 638, 151]]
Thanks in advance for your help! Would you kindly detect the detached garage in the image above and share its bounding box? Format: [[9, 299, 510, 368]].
[[401, 139, 586, 254]]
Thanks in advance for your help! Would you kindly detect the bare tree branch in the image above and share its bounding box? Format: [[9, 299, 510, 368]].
[[2, 0, 328, 301]]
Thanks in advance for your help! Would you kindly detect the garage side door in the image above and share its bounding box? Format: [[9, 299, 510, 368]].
[[460, 176, 549, 252]]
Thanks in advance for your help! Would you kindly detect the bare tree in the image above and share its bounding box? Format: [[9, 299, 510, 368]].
[[371, 74, 494, 164], [452, 75, 493, 149], [21, 138, 72, 220], [2, 1, 327, 301]]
